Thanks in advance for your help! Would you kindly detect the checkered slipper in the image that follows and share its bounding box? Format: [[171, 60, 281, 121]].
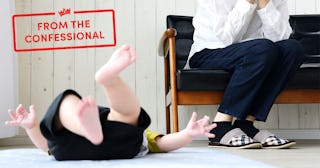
[[253, 130, 296, 149], [208, 128, 261, 149]]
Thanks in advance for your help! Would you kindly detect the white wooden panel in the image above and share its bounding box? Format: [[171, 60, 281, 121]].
[[135, 0, 158, 131], [0, 0, 17, 138], [287, 0, 296, 15], [15, 0, 32, 136], [95, 0, 115, 106], [30, 0, 54, 119], [299, 104, 320, 129], [295, 0, 317, 14], [16, 0, 32, 108], [74, 0, 95, 97], [114, 0, 136, 96], [175, 0, 196, 16], [278, 104, 300, 129], [53, 0, 75, 96]]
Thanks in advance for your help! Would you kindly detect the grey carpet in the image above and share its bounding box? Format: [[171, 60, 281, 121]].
[[0, 147, 274, 168]]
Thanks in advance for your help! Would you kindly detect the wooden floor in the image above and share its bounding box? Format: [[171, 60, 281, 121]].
[[189, 140, 320, 168], [1, 140, 319, 168]]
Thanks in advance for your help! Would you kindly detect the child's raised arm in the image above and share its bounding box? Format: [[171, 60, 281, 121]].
[[155, 112, 216, 152], [5, 104, 48, 152]]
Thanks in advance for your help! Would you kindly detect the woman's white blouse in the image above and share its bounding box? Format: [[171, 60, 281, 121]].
[[185, 0, 292, 69]]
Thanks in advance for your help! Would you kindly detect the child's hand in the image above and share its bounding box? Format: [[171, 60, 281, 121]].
[[5, 104, 37, 130], [185, 112, 216, 138]]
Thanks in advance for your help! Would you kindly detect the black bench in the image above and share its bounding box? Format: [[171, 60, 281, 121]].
[[159, 15, 320, 133]]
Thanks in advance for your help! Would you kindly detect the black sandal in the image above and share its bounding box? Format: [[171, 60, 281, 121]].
[[253, 130, 296, 149], [208, 128, 261, 149]]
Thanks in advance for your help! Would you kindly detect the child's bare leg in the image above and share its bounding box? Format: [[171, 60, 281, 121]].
[[95, 45, 140, 125], [58, 94, 103, 145]]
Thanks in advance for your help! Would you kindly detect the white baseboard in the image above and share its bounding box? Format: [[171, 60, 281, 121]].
[[0, 135, 32, 147], [270, 129, 320, 140]]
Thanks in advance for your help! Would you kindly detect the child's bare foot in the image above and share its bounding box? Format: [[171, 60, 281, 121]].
[[95, 44, 136, 85], [76, 97, 103, 145]]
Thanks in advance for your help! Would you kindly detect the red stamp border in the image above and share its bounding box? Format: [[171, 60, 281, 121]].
[[12, 9, 117, 52]]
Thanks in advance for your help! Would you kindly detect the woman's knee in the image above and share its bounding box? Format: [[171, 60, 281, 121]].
[[248, 39, 279, 65], [280, 39, 304, 56], [254, 39, 278, 53], [279, 39, 305, 60], [280, 39, 303, 51]]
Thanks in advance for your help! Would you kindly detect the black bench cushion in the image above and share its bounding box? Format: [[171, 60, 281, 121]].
[[167, 15, 320, 91]]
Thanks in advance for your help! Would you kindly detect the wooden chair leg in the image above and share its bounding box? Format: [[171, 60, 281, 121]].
[[172, 99, 179, 132], [166, 105, 171, 134], [166, 33, 179, 132]]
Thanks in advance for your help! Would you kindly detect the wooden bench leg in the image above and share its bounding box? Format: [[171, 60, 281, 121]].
[[166, 105, 171, 134], [172, 98, 179, 133]]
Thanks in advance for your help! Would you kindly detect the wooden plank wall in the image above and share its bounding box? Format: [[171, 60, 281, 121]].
[[4, 0, 320, 144]]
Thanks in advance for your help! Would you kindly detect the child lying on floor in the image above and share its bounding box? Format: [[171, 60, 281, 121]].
[[5, 44, 216, 161]]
